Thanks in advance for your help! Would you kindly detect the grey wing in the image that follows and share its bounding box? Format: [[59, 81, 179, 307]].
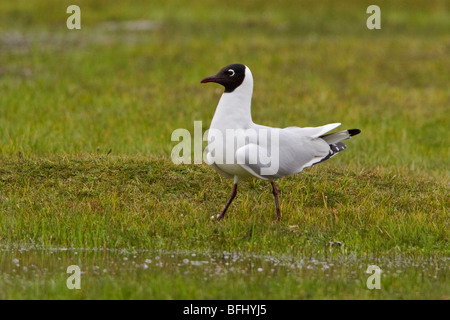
[[235, 129, 330, 180], [276, 132, 331, 176]]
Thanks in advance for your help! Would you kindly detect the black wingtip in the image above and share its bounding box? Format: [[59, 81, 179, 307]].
[[348, 129, 361, 136]]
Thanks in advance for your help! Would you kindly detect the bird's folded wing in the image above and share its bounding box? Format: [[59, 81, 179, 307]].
[[235, 133, 331, 180], [235, 144, 271, 180]]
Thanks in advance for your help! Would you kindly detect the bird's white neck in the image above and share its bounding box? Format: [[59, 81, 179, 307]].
[[210, 67, 254, 130]]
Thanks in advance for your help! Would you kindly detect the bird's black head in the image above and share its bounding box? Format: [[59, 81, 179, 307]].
[[201, 64, 246, 93]]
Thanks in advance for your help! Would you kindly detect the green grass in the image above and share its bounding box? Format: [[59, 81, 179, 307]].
[[0, 156, 448, 254], [0, 0, 449, 299]]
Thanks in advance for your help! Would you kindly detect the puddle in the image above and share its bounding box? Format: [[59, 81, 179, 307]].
[[1, 246, 448, 299], [1, 247, 447, 281]]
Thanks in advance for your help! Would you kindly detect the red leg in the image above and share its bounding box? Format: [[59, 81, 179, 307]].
[[216, 183, 238, 220], [271, 181, 281, 221]]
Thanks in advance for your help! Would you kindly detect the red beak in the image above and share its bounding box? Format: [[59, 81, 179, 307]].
[[201, 75, 224, 84], [201, 76, 215, 83]]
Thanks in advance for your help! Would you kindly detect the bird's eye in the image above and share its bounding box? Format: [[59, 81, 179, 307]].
[[227, 69, 235, 77]]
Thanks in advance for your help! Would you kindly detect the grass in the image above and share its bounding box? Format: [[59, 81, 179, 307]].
[[0, 0, 449, 299], [0, 155, 447, 254]]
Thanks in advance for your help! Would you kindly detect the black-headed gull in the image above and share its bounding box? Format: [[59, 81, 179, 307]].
[[201, 64, 360, 221]]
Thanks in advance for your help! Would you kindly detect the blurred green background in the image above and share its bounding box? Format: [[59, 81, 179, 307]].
[[0, 0, 448, 173]]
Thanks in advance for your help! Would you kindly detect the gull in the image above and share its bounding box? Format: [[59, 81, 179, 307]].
[[201, 64, 360, 221]]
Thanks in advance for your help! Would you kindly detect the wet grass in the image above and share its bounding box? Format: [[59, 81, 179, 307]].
[[1, 247, 448, 300], [0, 0, 449, 299]]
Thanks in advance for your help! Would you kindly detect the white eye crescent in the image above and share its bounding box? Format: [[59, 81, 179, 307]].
[[227, 69, 235, 77]]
